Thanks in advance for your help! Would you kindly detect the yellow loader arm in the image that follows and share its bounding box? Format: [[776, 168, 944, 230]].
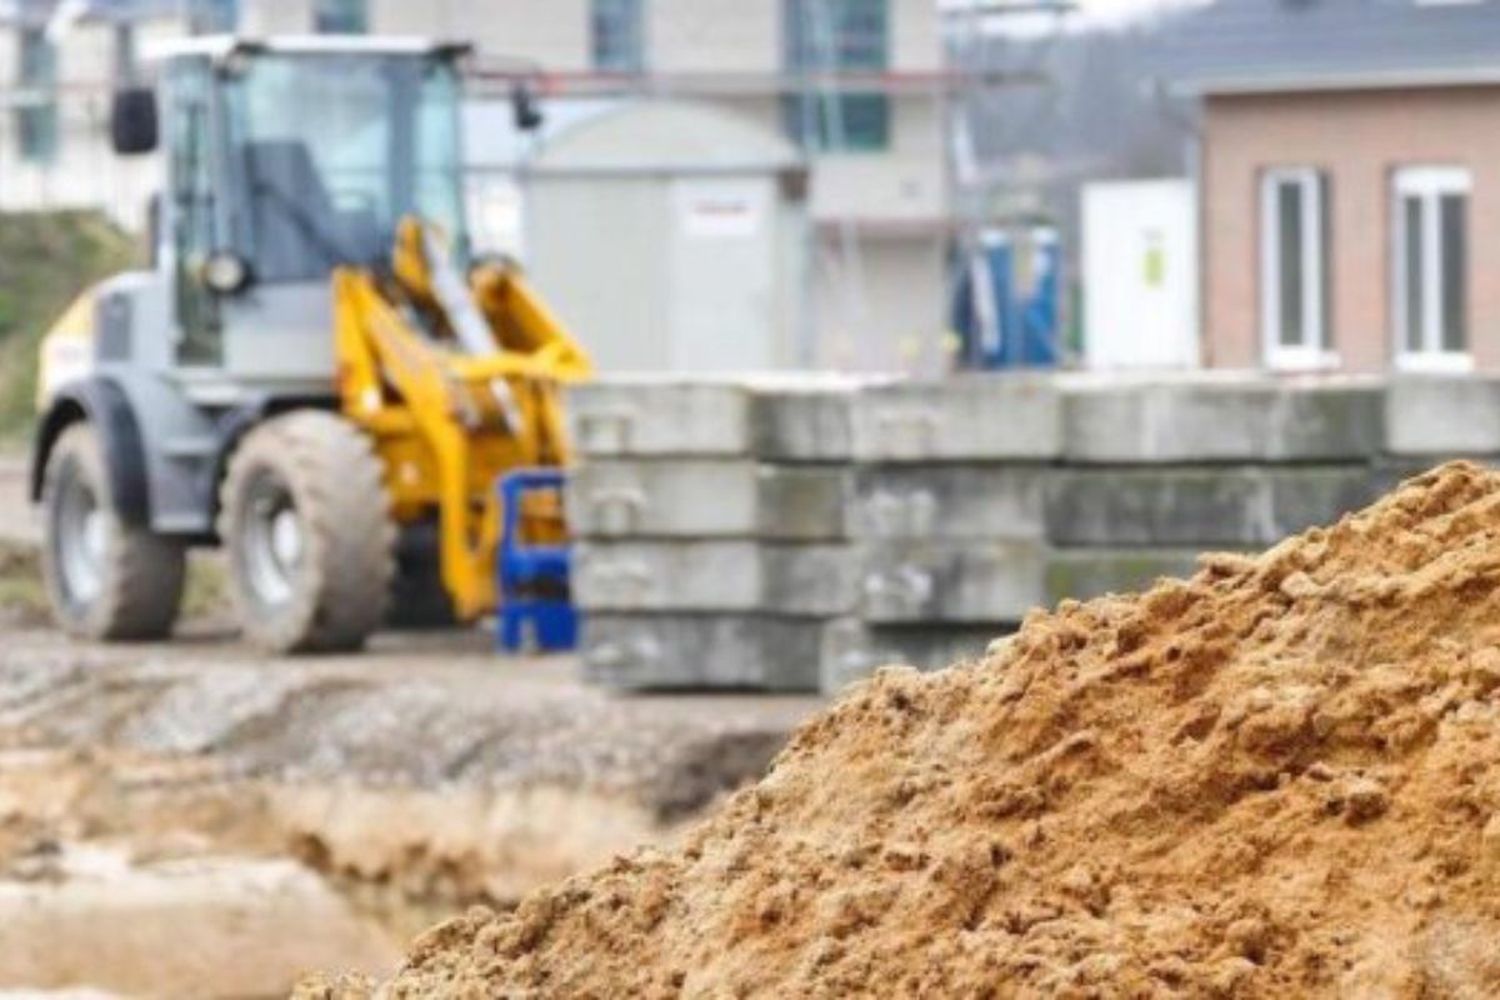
[[334, 219, 592, 620]]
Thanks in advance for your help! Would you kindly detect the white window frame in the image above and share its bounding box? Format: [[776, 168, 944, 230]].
[[1260, 167, 1335, 371], [1392, 166, 1473, 374]]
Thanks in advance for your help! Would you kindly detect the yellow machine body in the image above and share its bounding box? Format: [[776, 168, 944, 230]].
[[333, 220, 592, 620]]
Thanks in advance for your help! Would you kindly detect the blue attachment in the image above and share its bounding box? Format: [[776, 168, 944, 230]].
[[495, 468, 579, 653]]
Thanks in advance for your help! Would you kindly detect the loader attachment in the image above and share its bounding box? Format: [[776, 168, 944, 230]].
[[334, 218, 592, 620]]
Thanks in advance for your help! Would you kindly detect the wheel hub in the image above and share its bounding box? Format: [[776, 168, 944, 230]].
[[270, 508, 304, 569], [242, 475, 304, 609], [56, 472, 105, 604]]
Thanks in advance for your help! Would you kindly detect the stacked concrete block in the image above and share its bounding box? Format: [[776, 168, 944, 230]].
[[574, 541, 856, 616], [813, 379, 1062, 694], [1374, 376, 1500, 494], [851, 377, 1064, 462], [1037, 378, 1387, 678], [567, 373, 1452, 697], [1375, 373, 1500, 499], [568, 460, 847, 540], [567, 377, 868, 693], [1044, 467, 1378, 548], [1060, 375, 1385, 463]]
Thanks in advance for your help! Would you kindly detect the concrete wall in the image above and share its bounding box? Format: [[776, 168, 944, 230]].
[[371, 0, 593, 70], [809, 96, 947, 226], [1201, 86, 1500, 374], [647, 0, 778, 74]]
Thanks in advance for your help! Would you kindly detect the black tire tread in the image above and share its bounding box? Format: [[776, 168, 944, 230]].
[[219, 410, 394, 653], [41, 423, 185, 641]]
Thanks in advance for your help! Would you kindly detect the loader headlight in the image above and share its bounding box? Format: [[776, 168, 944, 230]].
[[202, 251, 251, 295]]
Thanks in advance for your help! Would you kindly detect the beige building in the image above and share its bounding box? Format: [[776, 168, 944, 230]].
[[0, 0, 953, 373], [0, 5, 182, 229]]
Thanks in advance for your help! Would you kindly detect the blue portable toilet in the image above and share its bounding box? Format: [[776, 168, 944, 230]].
[[953, 226, 1061, 370]]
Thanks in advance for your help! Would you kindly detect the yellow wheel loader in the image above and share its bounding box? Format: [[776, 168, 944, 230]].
[[30, 37, 591, 653]]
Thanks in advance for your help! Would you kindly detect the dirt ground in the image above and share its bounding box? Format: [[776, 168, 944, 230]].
[[0, 457, 821, 997]]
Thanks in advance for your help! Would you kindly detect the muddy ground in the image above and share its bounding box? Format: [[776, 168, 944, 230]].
[[0, 458, 821, 997]]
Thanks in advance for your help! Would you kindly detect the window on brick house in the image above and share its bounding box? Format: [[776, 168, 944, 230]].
[[592, 0, 645, 72], [783, 0, 890, 153], [1393, 166, 1471, 372], [17, 27, 57, 165], [315, 0, 368, 34], [1260, 167, 1332, 369]]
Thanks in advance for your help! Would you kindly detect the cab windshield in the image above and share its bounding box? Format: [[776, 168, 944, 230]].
[[222, 51, 466, 283]]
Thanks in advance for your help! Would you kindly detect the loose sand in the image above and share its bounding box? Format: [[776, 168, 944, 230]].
[[338, 462, 1500, 997]]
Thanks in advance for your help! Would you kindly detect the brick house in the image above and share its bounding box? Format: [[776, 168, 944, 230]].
[[1165, 0, 1500, 374]]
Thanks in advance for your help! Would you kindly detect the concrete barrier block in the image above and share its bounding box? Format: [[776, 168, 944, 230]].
[[1063, 379, 1384, 463], [566, 380, 751, 457], [819, 618, 1007, 696], [851, 376, 1063, 462], [751, 384, 861, 462], [1044, 549, 1208, 604], [567, 460, 849, 540], [582, 614, 823, 692], [859, 540, 1046, 623], [761, 464, 851, 540], [1385, 377, 1500, 455], [574, 541, 857, 615], [850, 465, 1048, 540], [1045, 466, 1377, 547]]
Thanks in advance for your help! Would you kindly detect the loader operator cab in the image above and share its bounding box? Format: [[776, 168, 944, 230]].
[[114, 37, 472, 378]]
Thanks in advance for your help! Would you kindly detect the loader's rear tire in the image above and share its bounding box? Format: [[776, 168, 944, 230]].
[[41, 423, 186, 641], [386, 519, 459, 630], [219, 410, 394, 654]]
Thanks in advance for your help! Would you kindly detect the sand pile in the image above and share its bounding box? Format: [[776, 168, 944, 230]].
[[376, 462, 1500, 997]]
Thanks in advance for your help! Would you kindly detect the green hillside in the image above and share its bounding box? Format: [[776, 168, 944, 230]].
[[0, 211, 139, 438]]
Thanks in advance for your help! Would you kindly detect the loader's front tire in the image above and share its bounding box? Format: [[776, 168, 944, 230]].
[[41, 423, 186, 641], [219, 410, 394, 654]]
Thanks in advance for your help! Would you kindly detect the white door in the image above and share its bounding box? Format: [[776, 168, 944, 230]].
[[1082, 179, 1199, 370], [668, 177, 779, 371]]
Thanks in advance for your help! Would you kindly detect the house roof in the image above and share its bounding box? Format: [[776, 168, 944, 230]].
[[1160, 0, 1500, 95]]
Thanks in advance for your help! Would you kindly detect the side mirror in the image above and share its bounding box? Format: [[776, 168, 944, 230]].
[[110, 87, 158, 155], [511, 84, 543, 132]]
